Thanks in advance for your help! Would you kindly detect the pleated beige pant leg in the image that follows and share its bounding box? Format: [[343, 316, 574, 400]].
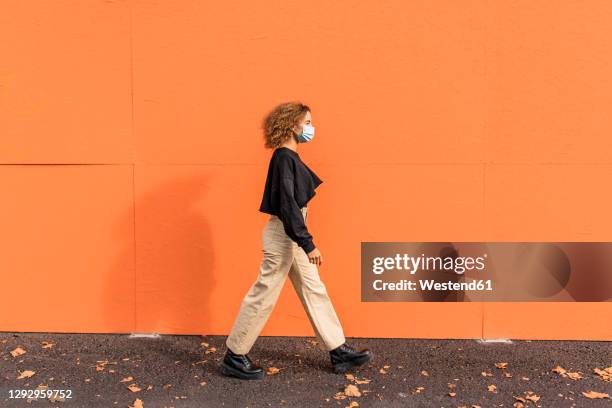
[[225, 206, 346, 355]]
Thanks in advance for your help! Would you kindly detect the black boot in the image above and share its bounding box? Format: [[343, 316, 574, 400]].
[[329, 343, 373, 374], [220, 347, 264, 380]]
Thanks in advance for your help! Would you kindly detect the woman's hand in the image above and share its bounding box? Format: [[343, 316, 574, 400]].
[[307, 248, 323, 266]]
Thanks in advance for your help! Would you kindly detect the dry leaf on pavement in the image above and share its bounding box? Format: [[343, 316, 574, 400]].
[[594, 367, 612, 382], [524, 391, 540, 402], [266, 367, 280, 375], [582, 390, 609, 399], [344, 384, 361, 397], [17, 370, 35, 379], [127, 384, 142, 392], [129, 398, 144, 408], [333, 391, 347, 400]]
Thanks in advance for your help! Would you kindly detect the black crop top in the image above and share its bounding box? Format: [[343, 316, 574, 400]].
[[259, 147, 323, 253]]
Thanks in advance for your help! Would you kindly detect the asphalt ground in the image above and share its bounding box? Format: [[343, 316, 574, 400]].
[[1, 332, 610, 408]]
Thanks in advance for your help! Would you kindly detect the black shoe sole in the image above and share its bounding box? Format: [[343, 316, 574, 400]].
[[332, 352, 374, 374], [220, 362, 265, 380]]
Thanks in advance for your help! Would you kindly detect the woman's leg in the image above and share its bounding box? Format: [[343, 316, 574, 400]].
[[288, 240, 346, 352], [225, 218, 294, 355]]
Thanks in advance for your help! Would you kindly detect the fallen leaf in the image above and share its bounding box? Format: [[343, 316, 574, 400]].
[[552, 365, 567, 375], [420, 370, 429, 376], [448, 392, 456, 397], [17, 370, 35, 379], [121, 376, 134, 383], [41, 341, 54, 349], [267, 367, 280, 375], [553, 365, 583, 380], [129, 398, 144, 408], [10, 347, 26, 357], [345, 384, 361, 397], [495, 362, 508, 369], [582, 390, 609, 399], [346, 402, 359, 408], [594, 367, 612, 382], [566, 371, 583, 380], [345, 373, 370, 384], [488, 384, 497, 393], [95, 360, 113, 371], [481, 371, 493, 377], [333, 391, 347, 400], [127, 384, 141, 392]]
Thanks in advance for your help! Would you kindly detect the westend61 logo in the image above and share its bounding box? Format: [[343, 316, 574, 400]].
[[371, 253, 487, 275], [360, 242, 612, 302]]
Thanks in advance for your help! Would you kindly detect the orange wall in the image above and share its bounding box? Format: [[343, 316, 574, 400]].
[[1, 0, 610, 340]]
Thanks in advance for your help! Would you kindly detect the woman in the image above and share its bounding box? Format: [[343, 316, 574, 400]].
[[221, 101, 374, 380]]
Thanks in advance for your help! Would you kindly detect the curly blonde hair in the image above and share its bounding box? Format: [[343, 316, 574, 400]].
[[261, 101, 311, 149]]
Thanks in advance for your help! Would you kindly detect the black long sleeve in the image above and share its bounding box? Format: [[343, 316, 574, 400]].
[[278, 172, 316, 253], [259, 147, 323, 254]]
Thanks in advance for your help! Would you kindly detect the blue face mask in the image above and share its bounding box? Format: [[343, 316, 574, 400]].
[[296, 124, 315, 143]]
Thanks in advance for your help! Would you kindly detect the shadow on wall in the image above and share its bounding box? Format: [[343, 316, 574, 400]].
[[103, 172, 217, 335]]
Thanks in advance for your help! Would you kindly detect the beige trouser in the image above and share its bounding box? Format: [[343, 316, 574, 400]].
[[225, 206, 346, 354]]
